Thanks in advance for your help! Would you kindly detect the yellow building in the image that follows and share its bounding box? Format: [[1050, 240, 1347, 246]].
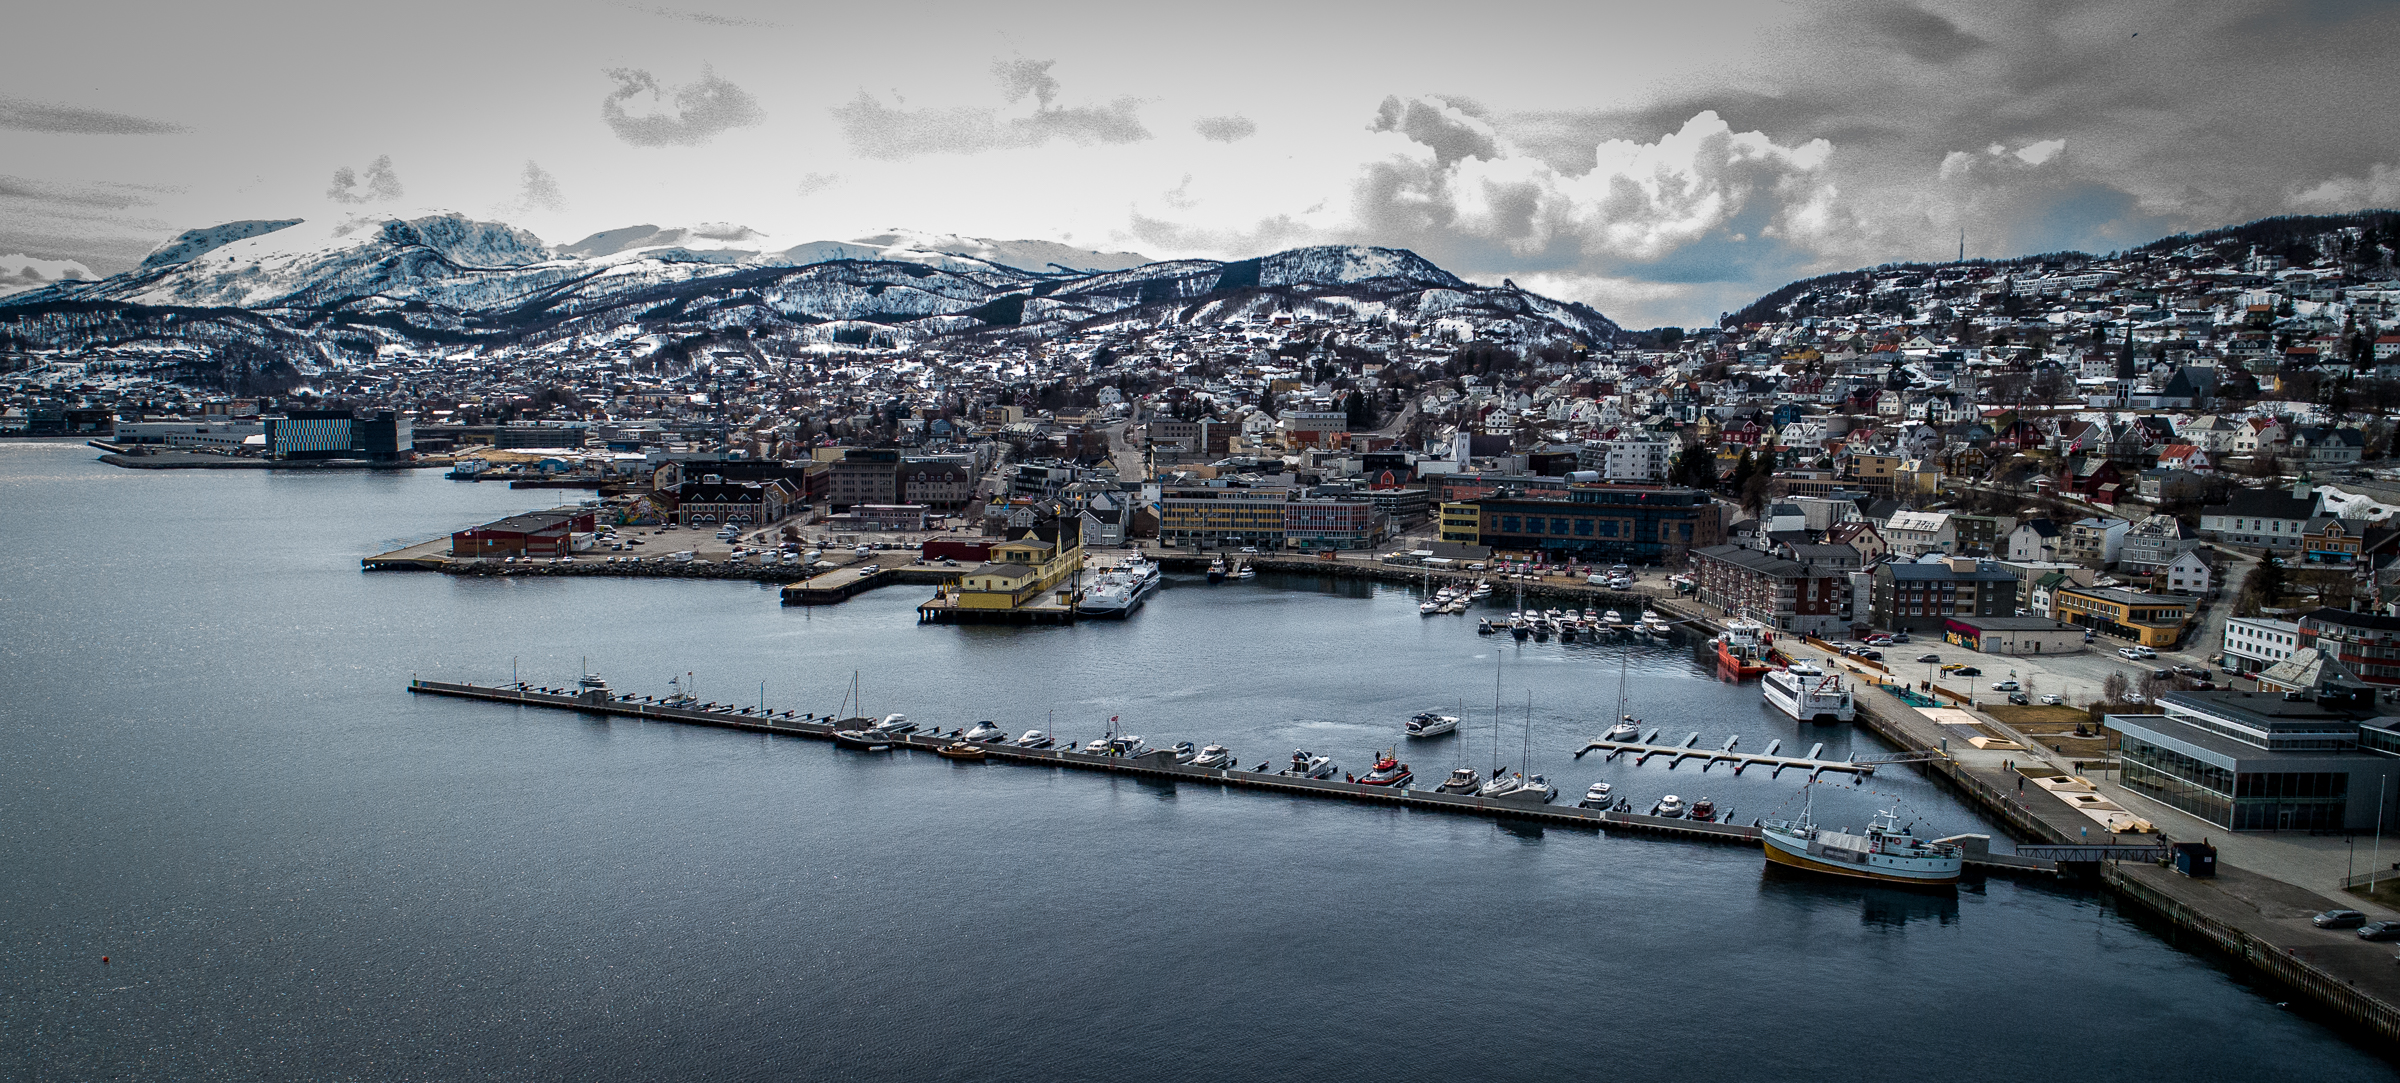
[[1439, 502, 1481, 544], [2053, 585, 2193, 647], [951, 514, 1085, 610]]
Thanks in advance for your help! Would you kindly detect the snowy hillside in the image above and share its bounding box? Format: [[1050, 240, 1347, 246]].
[[0, 214, 1624, 360]]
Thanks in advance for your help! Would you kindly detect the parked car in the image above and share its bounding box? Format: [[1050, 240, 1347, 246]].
[[1917, 654, 1942, 663], [2174, 664, 2208, 677], [2152, 668, 2173, 681], [1953, 667, 1982, 677], [1891, 632, 1911, 643], [2315, 909, 2368, 929], [2007, 692, 2030, 705], [2360, 921, 2400, 942], [2039, 694, 2064, 705], [1856, 649, 1883, 661], [1992, 680, 2020, 692], [2117, 647, 2143, 660], [1866, 635, 1894, 646]]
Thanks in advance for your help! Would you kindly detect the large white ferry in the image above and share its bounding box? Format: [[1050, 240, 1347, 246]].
[[1077, 556, 1161, 618], [1762, 662, 1854, 722], [1761, 790, 1962, 886]]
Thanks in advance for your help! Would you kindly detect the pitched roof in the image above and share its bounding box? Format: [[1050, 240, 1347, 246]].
[[2209, 488, 2319, 520]]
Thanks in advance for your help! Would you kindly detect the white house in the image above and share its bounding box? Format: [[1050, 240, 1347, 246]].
[[2163, 547, 2215, 594], [2223, 616, 2301, 675]]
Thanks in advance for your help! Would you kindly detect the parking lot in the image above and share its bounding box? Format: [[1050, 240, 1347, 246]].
[[1864, 636, 2247, 711]]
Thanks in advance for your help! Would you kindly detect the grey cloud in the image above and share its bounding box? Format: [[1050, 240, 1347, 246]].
[[1193, 115, 1256, 143], [327, 155, 403, 204], [993, 58, 1060, 109], [1370, 95, 1498, 167], [602, 67, 764, 147], [645, 6, 778, 27], [796, 172, 839, 195], [0, 97, 183, 136], [833, 62, 1150, 159], [517, 161, 564, 212], [0, 175, 147, 211], [1867, 2, 1988, 63]]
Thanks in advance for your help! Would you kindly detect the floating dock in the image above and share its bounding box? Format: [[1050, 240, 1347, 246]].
[[1573, 733, 1875, 779], [406, 678, 2051, 875]]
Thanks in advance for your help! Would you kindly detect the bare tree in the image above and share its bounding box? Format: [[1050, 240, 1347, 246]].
[[2103, 672, 2130, 703], [2138, 671, 2169, 702]]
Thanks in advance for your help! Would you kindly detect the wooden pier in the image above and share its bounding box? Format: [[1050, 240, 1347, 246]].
[[405, 678, 2053, 876]]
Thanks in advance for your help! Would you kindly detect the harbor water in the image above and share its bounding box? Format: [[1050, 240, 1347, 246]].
[[2, 441, 2394, 1080]]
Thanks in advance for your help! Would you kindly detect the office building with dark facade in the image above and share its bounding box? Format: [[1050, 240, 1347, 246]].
[[1466, 486, 1720, 563], [264, 410, 413, 462], [1867, 558, 2020, 632], [2113, 689, 2400, 831]]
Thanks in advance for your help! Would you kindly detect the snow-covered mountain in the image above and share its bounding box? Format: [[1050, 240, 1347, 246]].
[[0, 212, 1623, 361]]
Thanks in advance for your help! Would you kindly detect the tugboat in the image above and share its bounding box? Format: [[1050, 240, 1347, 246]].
[[1761, 785, 1963, 886], [1207, 556, 1228, 583], [1407, 711, 1461, 738], [1192, 744, 1238, 769], [1282, 749, 1340, 779], [1357, 750, 1414, 788]]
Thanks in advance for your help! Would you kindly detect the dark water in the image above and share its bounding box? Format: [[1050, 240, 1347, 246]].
[[1, 441, 2391, 1081]]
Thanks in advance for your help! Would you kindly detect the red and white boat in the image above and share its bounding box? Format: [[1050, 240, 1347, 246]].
[[1714, 619, 1773, 682], [1357, 750, 1414, 788]]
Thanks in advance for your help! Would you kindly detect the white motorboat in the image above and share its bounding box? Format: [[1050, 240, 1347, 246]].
[[1282, 749, 1339, 779], [1083, 734, 1150, 757], [1602, 609, 1624, 630], [1579, 781, 1614, 809], [1640, 610, 1671, 635], [962, 720, 1010, 742], [873, 713, 916, 736], [1653, 794, 1686, 818], [1420, 599, 1442, 616], [1407, 711, 1461, 737], [1192, 744, 1238, 769], [1470, 581, 1492, 598], [1012, 729, 1056, 749], [1169, 740, 1200, 764]]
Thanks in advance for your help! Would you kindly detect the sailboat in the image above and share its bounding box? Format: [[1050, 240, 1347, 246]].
[[1477, 685, 1556, 803], [831, 671, 895, 750]]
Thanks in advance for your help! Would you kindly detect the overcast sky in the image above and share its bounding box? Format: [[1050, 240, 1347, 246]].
[[5, 0, 2398, 326]]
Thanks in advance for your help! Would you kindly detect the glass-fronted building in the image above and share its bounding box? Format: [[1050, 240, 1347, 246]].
[[2111, 690, 2400, 831]]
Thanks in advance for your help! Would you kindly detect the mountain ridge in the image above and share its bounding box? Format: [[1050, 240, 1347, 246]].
[[0, 212, 1626, 365]]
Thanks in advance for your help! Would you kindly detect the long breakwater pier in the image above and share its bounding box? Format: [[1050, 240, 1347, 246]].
[[405, 678, 2052, 876], [1572, 731, 1896, 780]]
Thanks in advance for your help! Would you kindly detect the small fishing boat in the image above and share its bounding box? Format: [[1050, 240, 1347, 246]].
[[937, 742, 987, 761], [1357, 750, 1414, 788], [1207, 557, 1228, 583], [1578, 781, 1614, 809], [1233, 562, 1256, 580], [1435, 766, 1484, 794], [1652, 794, 1686, 818], [1688, 798, 1718, 822], [833, 728, 896, 751], [1170, 741, 1200, 764]]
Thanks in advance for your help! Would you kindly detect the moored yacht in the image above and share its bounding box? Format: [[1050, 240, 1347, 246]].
[[1640, 610, 1671, 636], [1170, 741, 1200, 764], [1407, 711, 1461, 737], [1435, 766, 1484, 794], [1083, 734, 1150, 758], [962, 720, 1010, 742], [1192, 744, 1238, 769], [1578, 781, 1614, 809], [1602, 717, 1642, 743], [1478, 772, 1557, 804], [1282, 749, 1340, 779], [1012, 729, 1056, 749]]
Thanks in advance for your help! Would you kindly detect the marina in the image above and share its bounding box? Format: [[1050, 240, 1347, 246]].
[[404, 676, 2050, 874]]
